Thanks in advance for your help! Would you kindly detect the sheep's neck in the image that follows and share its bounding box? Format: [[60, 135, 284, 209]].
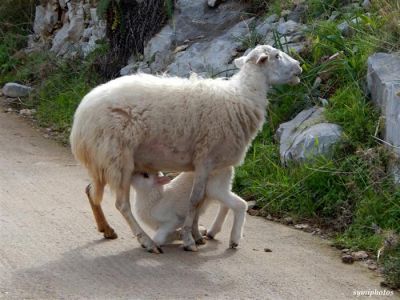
[[232, 67, 269, 109]]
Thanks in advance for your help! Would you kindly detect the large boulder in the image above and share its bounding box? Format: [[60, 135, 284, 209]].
[[167, 18, 252, 77], [367, 52, 400, 182], [277, 107, 342, 164], [2, 83, 33, 98]]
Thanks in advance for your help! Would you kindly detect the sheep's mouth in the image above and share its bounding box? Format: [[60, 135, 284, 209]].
[[289, 75, 301, 85]]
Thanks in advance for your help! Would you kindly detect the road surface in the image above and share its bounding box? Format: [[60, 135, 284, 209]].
[[0, 108, 393, 299]]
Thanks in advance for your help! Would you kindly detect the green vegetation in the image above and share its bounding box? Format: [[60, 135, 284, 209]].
[[0, 0, 399, 289], [236, 0, 400, 288]]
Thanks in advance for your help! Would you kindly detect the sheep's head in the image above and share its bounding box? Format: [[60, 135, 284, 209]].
[[131, 172, 171, 191], [234, 45, 302, 85]]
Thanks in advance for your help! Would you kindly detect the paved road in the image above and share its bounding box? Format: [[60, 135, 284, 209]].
[[0, 108, 392, 299]]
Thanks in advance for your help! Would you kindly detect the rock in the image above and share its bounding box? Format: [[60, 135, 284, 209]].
[[367, 53, 400, 183], [120, 64, 136, 76], [2, 83, 33, 98], [168, 18, 253, 77], [144, 25, 175, 73], [277, 107, 342, 164], [341, 248, 350, 253], [173, 44, 189, 53], [255, 21, 272, 36], [19, 109, 36, 117], [277, 20, 303, 35], [352, 251, 368, 261], [247, 200, 256, 210], [294, 224, 309, 230], [283, 217, 293, 225], [247, 209, 259, 216], [207, 0, 223, 8], [264, 14, 278, 24], [368, 264, 377, 271], [288, 3, 307, 23], [329, 11, 340, 21], [342, 254, 354, 264], [264, 248, 272, 252], [33, 5, 47, 36], [266, 214, 273, 221], [337, 17, 362, 37], [51, 1, 85, 56], [362, 0, 371, 9]]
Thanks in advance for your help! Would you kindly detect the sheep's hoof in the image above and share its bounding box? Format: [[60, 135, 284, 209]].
[[199, 225, 207, 236], [195, 237, 206, 245], [205, 233, 215, 240], [148, 246, 163, 254], [183, 244, 198, 252], [229, 242, 239, 249], [103, 227, 118, 239]]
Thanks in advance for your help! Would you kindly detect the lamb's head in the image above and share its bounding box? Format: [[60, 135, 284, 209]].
[[234, 45, 302, 85], [131, 172, 171, 192]]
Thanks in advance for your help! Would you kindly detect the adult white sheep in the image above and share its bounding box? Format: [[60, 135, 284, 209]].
[[70, 44, 302, 253], [131, 167, 245, 248]]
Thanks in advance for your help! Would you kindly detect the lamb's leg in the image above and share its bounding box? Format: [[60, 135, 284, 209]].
[[206, 204, 229, 240], [216, 192, 247, 248], [85, 182, 117, 239], [153, 221, 180, 246], [181, 163, 211, 252], [115, 168, 162, 254]]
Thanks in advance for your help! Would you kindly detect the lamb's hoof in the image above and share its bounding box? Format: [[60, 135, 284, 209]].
[[195, 237, 206, 245], [183, 244, 198, 252], [230, 242, 239, 249], [148, 246, 163, 254], [103, 228, 118, 239], [205, 233, 215, 240]]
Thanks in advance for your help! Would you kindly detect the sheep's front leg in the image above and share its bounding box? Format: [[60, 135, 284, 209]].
[[181, 164, 211, 252], [115, 168, 162, 254], [192, 211, 206, 245]]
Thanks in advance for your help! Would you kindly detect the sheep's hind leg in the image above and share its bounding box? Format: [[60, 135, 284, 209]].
[[85, 183, 117, 239], [115, 167, 162, 254], [182, 163, 211, 252]]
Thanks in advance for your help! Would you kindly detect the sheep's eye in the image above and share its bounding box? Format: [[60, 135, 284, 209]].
[[142, 172, 149, 178], [275, 54, 280, 59]]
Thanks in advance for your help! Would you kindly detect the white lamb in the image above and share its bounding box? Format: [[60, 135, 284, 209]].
[[131, 167, 246, 248], [70, 44, 302, 253]]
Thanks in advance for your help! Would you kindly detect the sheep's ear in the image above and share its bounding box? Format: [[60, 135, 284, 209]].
[[245, 51, 269, 65], [255, 53, 269, 64], [234, 57, 246, 69], [156, 175, 171, 185]]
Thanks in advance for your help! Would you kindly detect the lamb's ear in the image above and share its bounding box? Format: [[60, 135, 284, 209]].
[[156, 175, 171, 185], [234, 57, 246, 69]]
